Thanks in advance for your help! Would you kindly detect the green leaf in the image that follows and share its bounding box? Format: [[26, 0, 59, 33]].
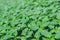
[[28, 21, 39, 31], [21, 28, 28, 36], [56, 13, 60, 19], [41, 30, 52, 38], [34, 30, 41, 39], [55, 27, 60, 39]]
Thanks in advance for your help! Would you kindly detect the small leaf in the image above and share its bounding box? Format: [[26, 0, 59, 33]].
[[41, 30, 52, 38], [55, 27, 60, 39]]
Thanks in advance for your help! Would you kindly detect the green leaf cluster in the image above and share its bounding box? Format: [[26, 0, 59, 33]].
[[0, 0, 60, 40]]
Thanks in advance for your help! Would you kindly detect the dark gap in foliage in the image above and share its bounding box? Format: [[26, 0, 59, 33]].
[[17, 15, 22, 19], [17, 38, 21, 40], [49, 18, 53, 21], [31, 7, 34, 10], [22, 27, 27, 30], [0, 36, 1, 38], [37, 16, 39, 20], [14, 24, 18, 27], [3, 15, 7, 18], [8, 22, 18, 27], [55, 39, 60, 40], [27, 18, 33, 23], [54, 24, 60, 27], [25, 21, 29, 26], [2, 22, 6, 25], [26, 37, 32, 40], [40, 4, 44, 7], [0, 33, 6, 38], [31, 30, 38, 38], [31, 31, 36, 38], [33, 29, 38, 34], [31, 33, 35, 38], [41, 1, 53, 7], [25, 17, 30, 26], [39, 19, 42, 22], [8, 18, 12, 21], [53, 16, 57, 19], [17, 29, 22, 36], [40, 35, 49, 39], [39, 35, 43, 40], [0, 35, 2, 38], [32, 0, 36, 2], [8, 23, 12, 27], [52, 32, 56, 34], [43, 3, 51, 7], [44, 26, 51, 32], [56, 1, 60, 5], [7, 38, 14, 40], [2, 33, 6, 35], [23, 6, 26, 9], [29, 5, 36, 10], [46, 4, 50, 7], [57, 0, 60, 3], [17, 11, 20, 14], [32, 30, 38, 38], [48, 15, 52, 18], [47, 1, 54, 7]]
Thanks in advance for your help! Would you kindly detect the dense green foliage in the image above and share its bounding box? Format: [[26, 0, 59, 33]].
[[0, 0, 60, 40]]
